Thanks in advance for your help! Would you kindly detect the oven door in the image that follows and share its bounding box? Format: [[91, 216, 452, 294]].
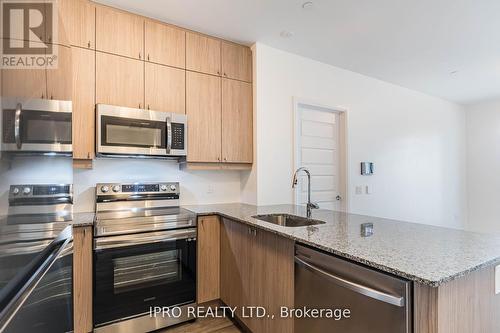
[[93, 228, 197, 327], [2, 99, 72, 154]]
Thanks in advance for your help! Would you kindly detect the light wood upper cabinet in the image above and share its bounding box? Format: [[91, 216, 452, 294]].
[[96, 52, 144, 109], [60, 0, 95, 49], [145, 20, 185, 68], [46, 44, 72, 100], [1, 68, 46, 99], [197, 216, 220, 304], [222, 42, 252, 82], [72, 47, 95, 160], [96, 5, 144, 59], [186, 71, 221, 162], [186, 32, 221, 76], [222, 79, 253, 163], [145, 63, 185, 113]]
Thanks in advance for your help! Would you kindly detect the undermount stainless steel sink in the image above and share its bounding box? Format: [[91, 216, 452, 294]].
[[252, 214, 326, 227]]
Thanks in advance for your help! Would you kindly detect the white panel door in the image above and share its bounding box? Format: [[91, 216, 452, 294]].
[[295, 104, 341, 211]]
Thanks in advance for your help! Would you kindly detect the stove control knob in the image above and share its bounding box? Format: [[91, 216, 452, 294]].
[[12, 187, 20, 195], [112, 185, 120, 193], [100, 185, 109, 193], [160, 184, 167, 191], [23, 187, 31, 195], [170, 185, 177, 192]]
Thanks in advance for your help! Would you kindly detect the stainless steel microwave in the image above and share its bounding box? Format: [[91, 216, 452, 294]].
[[1, 98, 72, 155], [96, 104, 187, 159]]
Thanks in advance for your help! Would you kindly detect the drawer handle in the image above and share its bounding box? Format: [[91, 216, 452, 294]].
[[294, 256, 405, 307]]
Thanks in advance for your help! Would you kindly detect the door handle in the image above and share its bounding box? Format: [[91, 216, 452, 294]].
[[294, 256, 405, 307], [336, 195, 342, 201], [166, 116, 172, 154], [14, 103, 22, 149]]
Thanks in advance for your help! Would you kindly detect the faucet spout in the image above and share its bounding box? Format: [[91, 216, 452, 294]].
[[292, 167, 318, 218]]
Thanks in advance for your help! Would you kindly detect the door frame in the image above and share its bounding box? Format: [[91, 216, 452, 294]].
[[292, 97, 350, 212]]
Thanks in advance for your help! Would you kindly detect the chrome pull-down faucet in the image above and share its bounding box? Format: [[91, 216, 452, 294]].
[[292, 167, 319, 218]]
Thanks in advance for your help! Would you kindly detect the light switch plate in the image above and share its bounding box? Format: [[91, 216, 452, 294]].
[[355, 186, 363, 195], [495, 265, 500, 295]]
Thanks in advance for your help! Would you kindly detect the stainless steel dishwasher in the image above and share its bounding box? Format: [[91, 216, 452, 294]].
[[295, 244, 412, 333]]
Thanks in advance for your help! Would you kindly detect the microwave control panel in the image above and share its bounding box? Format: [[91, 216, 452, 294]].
[[171, 123, 185, 150]]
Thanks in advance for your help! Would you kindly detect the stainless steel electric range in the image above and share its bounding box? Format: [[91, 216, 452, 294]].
[[0, 184, 73, 333], [93, 182, 197, 333]]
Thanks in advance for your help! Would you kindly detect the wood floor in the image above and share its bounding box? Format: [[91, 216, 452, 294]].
[[159, 316, 243, 333]]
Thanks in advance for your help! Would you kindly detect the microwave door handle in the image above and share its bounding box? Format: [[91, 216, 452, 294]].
[[166, 116, 172, 154], [14, 103, 22, 149]]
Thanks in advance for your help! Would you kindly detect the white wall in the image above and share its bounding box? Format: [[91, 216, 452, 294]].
[[73, 159, 242, 212], [246, 43, 467, 229], [465, 100, 500, 234]]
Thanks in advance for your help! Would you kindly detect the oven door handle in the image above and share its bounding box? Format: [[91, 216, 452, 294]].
[[94, 228, 196, 250], [166, 115, 172, 154], [14, 103, 22, 149]]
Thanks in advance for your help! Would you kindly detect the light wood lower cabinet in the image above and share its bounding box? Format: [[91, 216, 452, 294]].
[[186, 71, 222, 162], [414, 265, 500, 333], [220, 218, 294, 333], [145, 62, 185, 113], [96, 52, 144, 109], [197, 216, 220, 303], [222, 78, 253, 163], [73, 226, 93, 333], [72, 47, 95, 161]]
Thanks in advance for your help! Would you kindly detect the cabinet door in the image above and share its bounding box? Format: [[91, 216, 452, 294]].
[[252, 228, 294, 333], [145, 20, 185, 68], [197, 216, 220, 304], [46, 44, 72, 100], [60, 0, 95, 49], [222, 42, 252, 82], [222, 79, 253, 163], [145, 63, 185, 113], [96, 5, 143, 59], [1, 68, 46, 99], [96, 52, 144, 109], [220, 219, 251, 325], [186, 71, 221, 162], [71, 47, 95, 160], [186, 32, 221, 76]]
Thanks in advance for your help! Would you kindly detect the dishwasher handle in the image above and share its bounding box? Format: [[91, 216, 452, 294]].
[[295, 255, 405, 307]]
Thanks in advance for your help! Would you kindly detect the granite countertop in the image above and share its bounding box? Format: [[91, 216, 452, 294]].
[[183, 203, 500, 287]]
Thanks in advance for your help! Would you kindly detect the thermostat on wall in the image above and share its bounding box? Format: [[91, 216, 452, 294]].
[[361, 162, 374, 175]]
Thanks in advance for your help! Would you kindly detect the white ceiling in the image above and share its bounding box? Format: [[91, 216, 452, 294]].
[[96, 0, 500, 105]]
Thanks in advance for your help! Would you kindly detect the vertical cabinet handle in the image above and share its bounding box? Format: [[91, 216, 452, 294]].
[[139, 52, 141, 59], [147, 54, 150, 61], [87, 41, 91, 48]]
